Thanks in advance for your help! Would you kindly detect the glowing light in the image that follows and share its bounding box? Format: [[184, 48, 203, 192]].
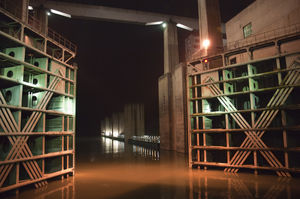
[[204, 59, 208, 63], [28, 6, 33, 10], [146, 21, 164, 26], [47, 11, 51, 16], [176, 23, 193, 31], [162, 23, 167, 28], [113, 130, 119, 138], [50, 9, 71, 18], [203, 39, 210, 48]]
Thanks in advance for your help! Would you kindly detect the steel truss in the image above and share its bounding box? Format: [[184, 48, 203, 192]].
[[187, 33, 300, 176], [0, 5, 77, 193]]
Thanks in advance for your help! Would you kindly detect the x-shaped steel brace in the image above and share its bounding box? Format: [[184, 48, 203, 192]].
[[0, 70, 63, 188], [203, 60, 300, 176]]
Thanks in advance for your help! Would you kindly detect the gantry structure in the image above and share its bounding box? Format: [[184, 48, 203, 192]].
[[187, 23, 300, 176], [0, 0, 77, 192]]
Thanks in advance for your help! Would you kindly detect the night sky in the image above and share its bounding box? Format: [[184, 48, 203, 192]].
[[47, 0, 254, 137]]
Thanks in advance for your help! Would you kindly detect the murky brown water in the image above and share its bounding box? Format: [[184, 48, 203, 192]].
[[2, 137, 300, 199]]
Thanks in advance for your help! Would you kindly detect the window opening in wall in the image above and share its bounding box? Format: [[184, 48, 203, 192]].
[[243, 23, 252, 38]]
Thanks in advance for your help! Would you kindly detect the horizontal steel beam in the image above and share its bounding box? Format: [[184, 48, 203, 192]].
[[0, 168, 73, 193], [192, 161, 300, 173], [192, 146, 300, 152], [44, 1, 198, 29], [0, 150, 73, 165], [0, 131, 74, 136]]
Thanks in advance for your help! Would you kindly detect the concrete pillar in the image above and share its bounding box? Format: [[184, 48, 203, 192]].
[[172, 63, 187, 153], [163, 21, 179, 74], [158, 73, 174, 150], [21, 0, 29, 22], [37, 6, 48, 34], [159, 21, 185, 152], [118, 112, 124, 135], [198, 0, 223, 55]]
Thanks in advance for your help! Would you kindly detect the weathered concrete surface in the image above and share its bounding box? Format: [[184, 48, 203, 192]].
[[172, 64, 187, 153], [164, 22, 179, 74], [158, 73, 174, 150], [101, 104, 145, 141], [226, 0, 300, 44], [198, 0, 223, 53], [158, 64, 187, 153]]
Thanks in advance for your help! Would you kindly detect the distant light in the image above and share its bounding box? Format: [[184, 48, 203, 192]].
[[162, 23, 167, 28], [176, 23, 193, 31], [28, 6, 33, 10], [47, 11, 51, 16], [50, 9, 71, 18], [203, 39, 210, 48], [146, 21, 164, 26], [204, 59, 208, 63]]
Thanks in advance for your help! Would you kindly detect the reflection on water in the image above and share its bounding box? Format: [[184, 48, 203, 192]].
[[101, 137, 125, 154], [101, 137, 160, 160], [2, 136, 300, 199], [132, 145, 160, 160]]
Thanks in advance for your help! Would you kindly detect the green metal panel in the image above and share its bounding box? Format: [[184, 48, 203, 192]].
[[1, 85, 23, 106], [2, 65, 24, 81], [45, 136, 62, 153], [45, 157, 62, 173], [46, 115, 63, 132], [32, 58, 48, 70], [4, 47, 25, 61]]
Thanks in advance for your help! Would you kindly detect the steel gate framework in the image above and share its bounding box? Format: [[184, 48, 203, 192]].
[[0, 3, 77, 193], [187, 26, 300, 176]]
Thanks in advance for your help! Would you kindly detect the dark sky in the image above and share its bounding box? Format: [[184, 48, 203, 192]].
[[48, 0, 254, 136]]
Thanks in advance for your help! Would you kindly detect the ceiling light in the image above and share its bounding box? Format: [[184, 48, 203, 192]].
[[145, 21, 164, 26], [28, 6, 33, 10], [50, 9, 71, 18], [176, 23, 193, 31]]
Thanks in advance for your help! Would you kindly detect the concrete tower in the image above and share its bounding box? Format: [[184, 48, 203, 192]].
[[198, 0, 223, 56]]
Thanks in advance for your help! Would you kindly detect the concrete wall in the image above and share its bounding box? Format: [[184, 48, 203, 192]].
[[159, 73, 174, 150], [158, 64, 187, 153], [172, 64, 187, 153], [101, 104, 145, 141], [226, 0, 300, 44]]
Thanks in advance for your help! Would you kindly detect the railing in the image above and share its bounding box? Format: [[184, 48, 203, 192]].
[[131, 135, 160, 144], [47, 27, 77, 54], [28, 14, 41, 32], [0, 0, 22, 20], [0, 0, 77, 55], [226, 23, 300, 50]]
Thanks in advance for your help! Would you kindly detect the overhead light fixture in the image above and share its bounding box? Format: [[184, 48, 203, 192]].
[[47, 11, 51, 16], [162, 22, 167, 28], [176, 23, 193, 31], [50, 9, 71, 18], [28, 6, 33, 10], [145, 21, 164, 26], [203, 39, 210, 49]]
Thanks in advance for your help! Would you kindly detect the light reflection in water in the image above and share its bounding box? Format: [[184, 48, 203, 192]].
[[102, 137, 160, 160], [101, 137, 125, 154], [132, 145, 160, 160]]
